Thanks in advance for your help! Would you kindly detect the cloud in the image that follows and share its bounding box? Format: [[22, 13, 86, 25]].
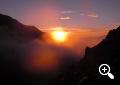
[[80, 12, 99, 18], [61, 11, 74, 14], [87, 14, 98, 18], [60, 17, 71, 20]]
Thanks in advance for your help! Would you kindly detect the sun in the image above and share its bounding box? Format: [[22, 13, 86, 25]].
[[50, 28, 68, 43]]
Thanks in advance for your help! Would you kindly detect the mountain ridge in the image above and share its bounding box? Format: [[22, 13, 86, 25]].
[[0, 14, 43, 41], [81, 26, 120, 81]]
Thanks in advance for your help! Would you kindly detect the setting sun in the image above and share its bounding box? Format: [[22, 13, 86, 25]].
[[51, 29, 68, 43]]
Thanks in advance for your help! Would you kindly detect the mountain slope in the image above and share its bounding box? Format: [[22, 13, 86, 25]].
[[0, 14, 43, 41], [0, 14, 44, 82], [81, 26, 120, 82]]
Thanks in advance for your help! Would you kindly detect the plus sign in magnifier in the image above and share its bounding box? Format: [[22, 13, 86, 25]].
[[99, 64, 114, 79]]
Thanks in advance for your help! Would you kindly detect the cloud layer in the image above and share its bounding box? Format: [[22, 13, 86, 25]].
[[80, 12, 99, 18], [60, 16, 71, 20]]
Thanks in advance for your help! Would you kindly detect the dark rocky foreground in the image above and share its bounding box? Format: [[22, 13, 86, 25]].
[[0, 14, 120, 85]]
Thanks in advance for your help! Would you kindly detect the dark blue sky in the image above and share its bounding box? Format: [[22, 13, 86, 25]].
[[0, 0, 120, 30]]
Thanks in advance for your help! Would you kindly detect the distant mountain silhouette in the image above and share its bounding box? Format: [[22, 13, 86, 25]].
[[0, 14, 45, 84], [0, 14, 43, 41]]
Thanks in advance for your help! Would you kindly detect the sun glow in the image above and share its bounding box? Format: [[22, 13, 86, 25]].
[[51, 28, 68, 43]]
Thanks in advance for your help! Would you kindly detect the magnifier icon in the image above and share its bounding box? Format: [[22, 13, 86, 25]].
[[99, 64, 114, 79]]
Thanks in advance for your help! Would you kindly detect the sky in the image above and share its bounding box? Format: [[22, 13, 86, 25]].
[[0, 0, 120, 30]]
